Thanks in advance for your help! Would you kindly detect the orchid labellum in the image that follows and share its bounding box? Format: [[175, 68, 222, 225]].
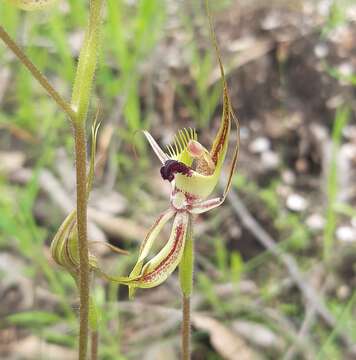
[[109, 32, 240, 298]]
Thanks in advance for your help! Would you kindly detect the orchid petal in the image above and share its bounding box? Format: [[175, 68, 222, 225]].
[[110, 212, 189, 292], [189, 197, 223, 214], [128, 208, 176, 297], [143, 130, 170, 164]]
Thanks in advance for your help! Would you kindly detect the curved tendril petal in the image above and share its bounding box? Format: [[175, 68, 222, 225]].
[[173, 8, 241, 200], [128, 208, 176, 298], [113, 212, 189, 291], [143, 130, 169, 164]]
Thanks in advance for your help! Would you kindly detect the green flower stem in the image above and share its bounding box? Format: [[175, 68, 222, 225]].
[[89, 296, 99, 360], [1, 2, 104, 359], [0, 26, 77, 122], [71, 0, 103, 125], [74, 122, 90, 360], [179, 216, 194, 360], [71, 1, 104, 358]]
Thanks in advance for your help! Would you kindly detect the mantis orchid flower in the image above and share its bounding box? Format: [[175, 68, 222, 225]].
[[109, 37, 240, 298]]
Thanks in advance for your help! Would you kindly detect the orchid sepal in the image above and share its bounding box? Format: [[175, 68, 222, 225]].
[[106, 212, 189, 295], [128, 208, 175, 298]]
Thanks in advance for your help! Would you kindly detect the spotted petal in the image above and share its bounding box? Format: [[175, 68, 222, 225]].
[[107, 212, 189, 292]]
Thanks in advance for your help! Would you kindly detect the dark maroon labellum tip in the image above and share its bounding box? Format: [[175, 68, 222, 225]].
[[160, 160, 192, 182]]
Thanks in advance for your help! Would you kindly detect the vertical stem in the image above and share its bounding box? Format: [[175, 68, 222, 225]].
[[181, 296, 191, 360], [179, 216, 194, 360], [72, 0, 104, 124], [72, 1, 104, 359], [90, 331, 99, 360], [74, 122, 89, 360]]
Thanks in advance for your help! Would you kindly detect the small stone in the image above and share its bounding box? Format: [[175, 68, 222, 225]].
[[240, 126, 250, 140], [249, 137, 270, 154], [286, 194, 308, 212], [337, 285, 350, 300], [306, 214, 325, 230], [261, 151, 280, 170], [282, 170, 296, 185], [314, 43, 329, 58], [337, 62, 353, 77], [336, 226, 356, 243], [351, 217, 356, 228], [342, 125, 356, 141]]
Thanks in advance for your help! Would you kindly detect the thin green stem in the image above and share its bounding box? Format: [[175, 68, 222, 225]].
[[0, 26, 77, 122], [74, 123, 89, 360], [71, 0, 103, 124], [72, 1, 104, 359], [179, 216, 194, 360]]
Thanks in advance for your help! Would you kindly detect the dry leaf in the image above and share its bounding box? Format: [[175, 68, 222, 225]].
[[0, 151, 25, 174], [192, 314, 258, 360], [232, 320, 285, 351], [6, 335, 75, 360]]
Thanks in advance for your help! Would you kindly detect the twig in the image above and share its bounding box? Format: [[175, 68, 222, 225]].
[[283, 306, 317, 360]]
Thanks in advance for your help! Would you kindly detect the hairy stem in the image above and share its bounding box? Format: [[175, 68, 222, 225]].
[[179, 216, 194, 360], [91, 331, 99, 360], [0, 26, 76, 122], [74, 123, 89, 360], [71, 0, 103, 124], [72, 1, 104, 359], [182, 296, 191, 360]]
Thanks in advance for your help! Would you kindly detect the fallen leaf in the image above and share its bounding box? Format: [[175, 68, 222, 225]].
[[192, 314, 258, 360], [0, 151, 25, 174], [6, 335, 75, 360]]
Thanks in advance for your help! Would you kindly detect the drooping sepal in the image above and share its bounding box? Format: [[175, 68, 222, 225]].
[[106, 212, 189, 294], [128, 208, 175, 298]]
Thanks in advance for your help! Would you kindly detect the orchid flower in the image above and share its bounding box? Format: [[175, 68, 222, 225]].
[[107, 31, 240, 298]]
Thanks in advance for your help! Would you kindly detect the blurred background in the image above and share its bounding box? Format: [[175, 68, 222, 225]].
[[0, 0, 355, 359]]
